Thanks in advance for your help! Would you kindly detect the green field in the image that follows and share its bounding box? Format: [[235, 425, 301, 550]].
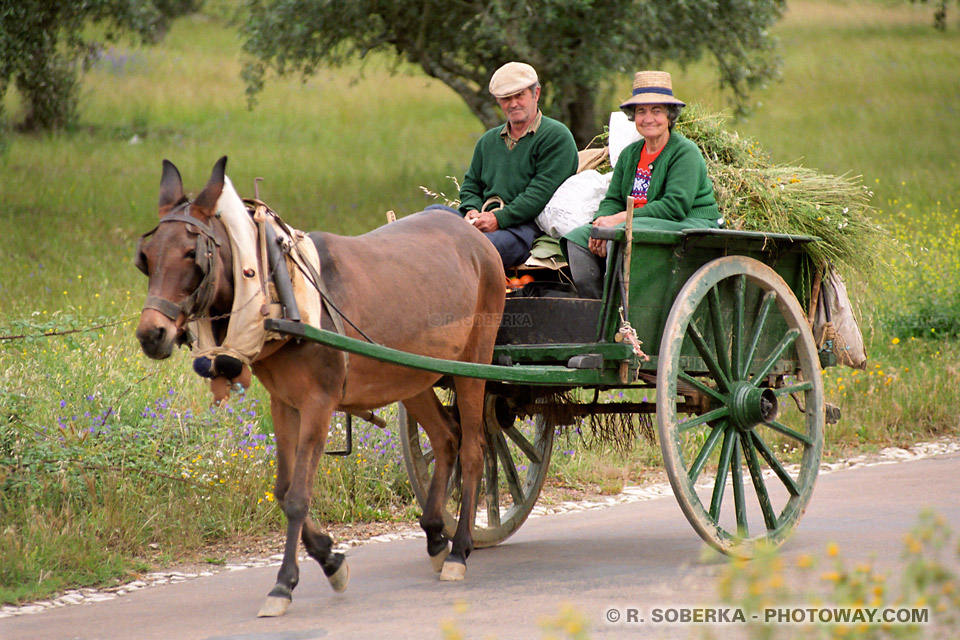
[[1, 0, 959, 604]]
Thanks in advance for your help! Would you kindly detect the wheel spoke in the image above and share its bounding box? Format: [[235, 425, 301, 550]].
[[763, 420, 814, 447], [743, 433, 778, 531], [708, 287, 733, 382], [750, 328, 800, 386], [742, 292, 777, 376], [484, 441, 501, 528], [751, 431, 800, 497], [678, 371, 727, 404], [731, 436, 748, 538], [709, 427, 736, 519], [503, 424, 542, 465], [494, 432, 525, 504], [422, 446, 435, 466], [687, 320, 731, 393], [732, 275, 746, 379], [678, 406, 730, 433], [687, 421, 728, 483], [447, 457, 461, 499], [772, 381, 814, 396]]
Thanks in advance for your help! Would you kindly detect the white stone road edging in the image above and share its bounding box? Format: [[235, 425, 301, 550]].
[[3, 437, 958, 619]]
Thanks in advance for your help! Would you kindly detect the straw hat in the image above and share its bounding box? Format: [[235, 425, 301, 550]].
[[489, 62, 539, 98], [619, 71, 685, 115]]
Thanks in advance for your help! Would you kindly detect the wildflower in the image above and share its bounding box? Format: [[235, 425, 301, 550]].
[[891, 337, 900, 345]]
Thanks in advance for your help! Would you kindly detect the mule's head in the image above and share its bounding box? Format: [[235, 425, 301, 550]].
[[135, 156, 233, 359]]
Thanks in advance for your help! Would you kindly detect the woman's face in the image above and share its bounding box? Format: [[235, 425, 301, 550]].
[[634, 104, 670, 141]]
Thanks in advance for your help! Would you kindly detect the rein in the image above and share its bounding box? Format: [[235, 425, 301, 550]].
[[136, 205, 222, 332]]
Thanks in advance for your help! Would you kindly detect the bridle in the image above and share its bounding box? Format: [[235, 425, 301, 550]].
[[135, 202, 222, 335]]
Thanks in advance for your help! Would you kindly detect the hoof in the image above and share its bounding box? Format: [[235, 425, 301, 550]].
[[257, 596, 291, 618], [327, 559, 350, 593], [430, 544, 451, 573], [439, 560, 466, 582]]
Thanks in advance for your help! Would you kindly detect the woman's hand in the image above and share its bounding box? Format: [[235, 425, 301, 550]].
[[588, 211, 627, 257]]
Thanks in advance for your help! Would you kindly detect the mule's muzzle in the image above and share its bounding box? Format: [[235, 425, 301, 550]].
[[136, 312, 177, 360]]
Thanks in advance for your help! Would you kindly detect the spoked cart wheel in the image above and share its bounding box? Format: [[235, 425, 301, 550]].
[[399, 390, 554, 547], [657, 256, 824, 556]]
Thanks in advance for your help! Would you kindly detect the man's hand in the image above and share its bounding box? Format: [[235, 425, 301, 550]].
[[466, 209, 500, 233], [588, 211, 627, 257]]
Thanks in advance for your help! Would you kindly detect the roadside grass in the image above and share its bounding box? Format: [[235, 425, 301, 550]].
[[1, 0, 959, 606]]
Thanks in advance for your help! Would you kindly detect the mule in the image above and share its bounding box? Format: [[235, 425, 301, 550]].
[[135, 157, 506, 616]]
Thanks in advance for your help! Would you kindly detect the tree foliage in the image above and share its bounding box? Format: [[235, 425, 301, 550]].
[[0, 0, 200, 132], [241, 0, 786, 147]]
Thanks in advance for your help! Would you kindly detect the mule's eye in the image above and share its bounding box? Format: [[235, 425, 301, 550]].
[[185, 249, 197, 261]]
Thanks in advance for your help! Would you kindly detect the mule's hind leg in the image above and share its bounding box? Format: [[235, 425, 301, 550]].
[[401, 389, 460, 571], [259, 397, 336, 617], [301, 517, 349, 592], [441, 376, 486, 581]]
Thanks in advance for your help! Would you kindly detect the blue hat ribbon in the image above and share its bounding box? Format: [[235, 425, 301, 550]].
[[632, 86, 674, 97]]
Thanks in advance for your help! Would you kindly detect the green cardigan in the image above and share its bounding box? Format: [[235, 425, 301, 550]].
[[459, 115, 579, 229], [564, 131, 720, 249]]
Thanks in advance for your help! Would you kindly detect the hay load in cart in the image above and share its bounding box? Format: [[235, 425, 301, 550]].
[[263, 105, 883, 556]]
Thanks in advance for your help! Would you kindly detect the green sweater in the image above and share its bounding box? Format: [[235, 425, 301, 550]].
[[564, 132, 720, 248], [459, 115, 579, 229]]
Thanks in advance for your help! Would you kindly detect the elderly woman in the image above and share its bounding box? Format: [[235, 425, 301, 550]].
[[563, 71, 720, 299]]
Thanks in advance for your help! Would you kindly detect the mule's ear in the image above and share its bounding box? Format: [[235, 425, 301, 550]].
[[192, 156, 227, 218], [159, 159, 186, 216]]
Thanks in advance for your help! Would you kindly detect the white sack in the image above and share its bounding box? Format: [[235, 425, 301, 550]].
[[536, 170, 612, 238], [609, 111, 642, 169]]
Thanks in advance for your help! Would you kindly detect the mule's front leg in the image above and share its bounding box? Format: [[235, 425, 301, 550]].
[[258, 399, 336, 617], [301, 517, 349, 592]]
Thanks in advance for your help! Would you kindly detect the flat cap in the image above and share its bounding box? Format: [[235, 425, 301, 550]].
[[488, 62, 538, 98]]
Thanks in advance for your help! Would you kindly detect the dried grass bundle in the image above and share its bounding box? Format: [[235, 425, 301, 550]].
[[590, 105, 892, 275], [676, 105, 891, 275]]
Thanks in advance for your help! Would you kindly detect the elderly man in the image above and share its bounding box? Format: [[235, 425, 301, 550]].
[[456, 62, 579, 268]]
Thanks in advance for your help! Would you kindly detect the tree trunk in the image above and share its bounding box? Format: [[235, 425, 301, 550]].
[[16, 50, 79, 132], [560, 89, 601, 149]]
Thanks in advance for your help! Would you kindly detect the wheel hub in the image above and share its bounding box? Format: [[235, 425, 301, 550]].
[[729, 382, 778, 431]]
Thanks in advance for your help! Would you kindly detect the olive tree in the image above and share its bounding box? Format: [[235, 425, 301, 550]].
[[0, 1, 199, 132], [241, 0, 785, 146]]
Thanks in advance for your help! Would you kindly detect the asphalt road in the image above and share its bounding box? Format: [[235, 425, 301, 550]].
[[4, 451, 959, 640]]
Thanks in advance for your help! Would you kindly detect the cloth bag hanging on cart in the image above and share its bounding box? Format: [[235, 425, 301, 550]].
[[813, 266, 867, 370]]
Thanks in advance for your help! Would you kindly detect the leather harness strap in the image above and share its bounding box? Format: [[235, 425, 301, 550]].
[[137, 207, 222, 326]]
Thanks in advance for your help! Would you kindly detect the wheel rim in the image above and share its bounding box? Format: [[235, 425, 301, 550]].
[[657, 256, 824, 556], [399, 391, 554, 547]]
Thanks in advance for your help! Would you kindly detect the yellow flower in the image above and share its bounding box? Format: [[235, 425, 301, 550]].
[[827, 542, 839, 557], [796, 554, 814, 569], [891, 337, 900, 345]]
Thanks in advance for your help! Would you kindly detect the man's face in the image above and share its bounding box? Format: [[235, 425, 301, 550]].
[[497, 86, 540, 130]]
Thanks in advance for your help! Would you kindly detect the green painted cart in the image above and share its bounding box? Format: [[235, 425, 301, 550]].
[[267, 226, 832, 556]]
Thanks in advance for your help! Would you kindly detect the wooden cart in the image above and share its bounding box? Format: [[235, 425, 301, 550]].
[[267, 225, 832, 556]]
